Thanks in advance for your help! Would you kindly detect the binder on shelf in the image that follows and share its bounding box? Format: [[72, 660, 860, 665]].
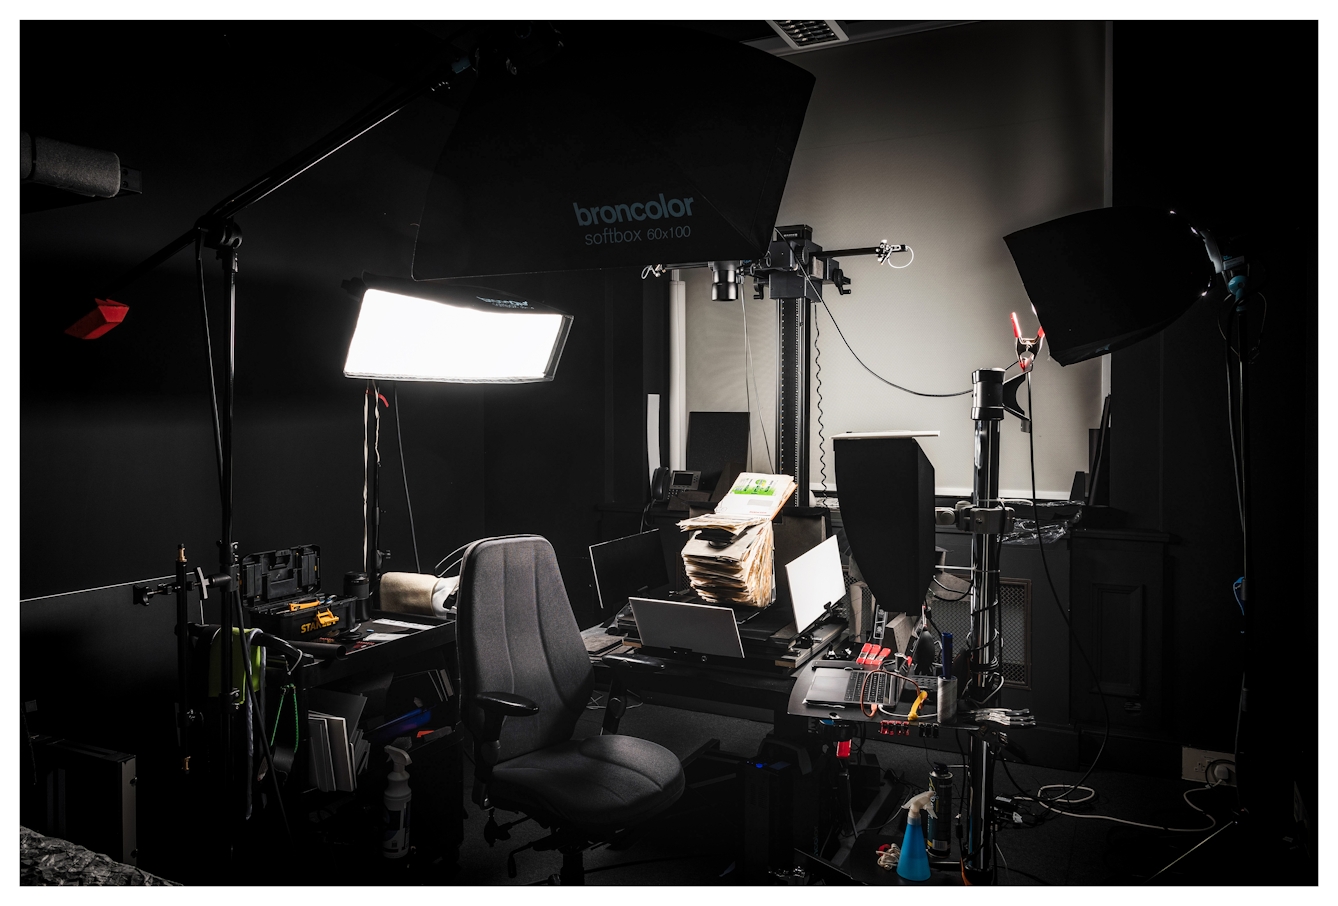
[[306, 688, 369, 792], [307, 715, 334, 793]]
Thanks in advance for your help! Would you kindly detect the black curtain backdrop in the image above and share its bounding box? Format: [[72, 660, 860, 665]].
[[1110, 20, 1317, 870]]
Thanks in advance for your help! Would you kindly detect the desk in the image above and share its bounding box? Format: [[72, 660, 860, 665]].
[[588, 629, 837, 740], [294, 611, 455, 689], [265, 610, 462, 883]]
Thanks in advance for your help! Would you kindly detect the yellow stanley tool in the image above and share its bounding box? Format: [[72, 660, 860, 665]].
[[907, 689, 929, 721], [287, 599, 322, 612]]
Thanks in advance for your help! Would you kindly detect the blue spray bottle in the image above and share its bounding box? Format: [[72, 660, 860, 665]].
[[897, 791, 934, 881]]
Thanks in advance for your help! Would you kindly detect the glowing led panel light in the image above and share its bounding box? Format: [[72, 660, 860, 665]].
[[344, 286, 572, 383]]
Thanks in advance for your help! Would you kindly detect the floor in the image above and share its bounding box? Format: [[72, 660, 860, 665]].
[[401, 699, 1292, 887]]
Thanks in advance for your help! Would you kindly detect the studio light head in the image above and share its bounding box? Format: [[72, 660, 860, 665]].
[[343, 274, 572, 383], [1003, 207, 1217, 366]]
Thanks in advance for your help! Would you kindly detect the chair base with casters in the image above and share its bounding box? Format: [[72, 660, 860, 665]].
[[458, 535, 685, 885]]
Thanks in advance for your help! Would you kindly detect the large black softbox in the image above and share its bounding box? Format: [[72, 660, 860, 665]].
[[412, 23, 815, 280], [1003, 207, 1216, 366]]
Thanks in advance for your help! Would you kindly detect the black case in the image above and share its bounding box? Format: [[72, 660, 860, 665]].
[[239, 545, 353, 641]]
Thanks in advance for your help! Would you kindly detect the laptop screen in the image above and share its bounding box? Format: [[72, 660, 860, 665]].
[[629, 597, 745, 659], [784, 535, 845, 636], [589, 530, 669, 628]]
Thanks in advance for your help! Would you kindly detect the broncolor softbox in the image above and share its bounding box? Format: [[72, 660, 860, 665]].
[[1003, 207, 1216, 366], [412, 22, 815, 280]]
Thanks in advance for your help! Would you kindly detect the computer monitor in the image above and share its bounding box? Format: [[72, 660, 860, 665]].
[[833, 432, 937, 617], [588, 530, 670, 629]]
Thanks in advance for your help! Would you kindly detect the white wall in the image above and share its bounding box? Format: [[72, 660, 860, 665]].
[[684, 22, 1107, 499]]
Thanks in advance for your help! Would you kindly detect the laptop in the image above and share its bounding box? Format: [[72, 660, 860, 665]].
[[783, 535, 845, 636], [589, 530, 670, 630], [804, 667, 909, 709], [629, 597, 746, 659]]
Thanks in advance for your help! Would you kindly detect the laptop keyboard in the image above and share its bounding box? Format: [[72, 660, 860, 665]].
[[846, 670, 892, 703]]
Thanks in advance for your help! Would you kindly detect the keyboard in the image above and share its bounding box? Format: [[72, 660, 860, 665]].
[[847, 670, 893, 704]]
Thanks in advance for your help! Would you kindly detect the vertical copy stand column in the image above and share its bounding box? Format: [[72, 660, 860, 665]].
[[775, 295, 810, 508], [965, 368, 1005, 882]]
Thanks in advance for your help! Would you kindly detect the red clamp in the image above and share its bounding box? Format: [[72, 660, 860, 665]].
[[1011, 311, 1045, 372]]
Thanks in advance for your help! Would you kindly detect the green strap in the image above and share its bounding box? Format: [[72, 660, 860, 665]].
[[269, 684, 299, 755]]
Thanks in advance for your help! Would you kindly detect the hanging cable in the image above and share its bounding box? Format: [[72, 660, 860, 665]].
[[433, 542, 471, 577], [392, 384, 421, 573], [362, 382, 370, 574], [1026, 372, 1110, 814], [775, 227, 971, 399], [814, 305, 833, 506], [885, 246, 915, 269], [195, 231, 225, 506]]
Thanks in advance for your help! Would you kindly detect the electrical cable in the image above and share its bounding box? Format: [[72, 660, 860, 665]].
[[433, 542, 471, 576], [392, 384, 421, 573], [885, 246, 915, 269], [373, 383, 381, 573], [362, 383, 370, 573], [774, 228, 971, 398], [994, 842, 1010, 884], [819, 296, 973, 397], [814, 306, 833, 506], [194, 232, 225, 506], [232, 591, 291, 838], [740, 296, 773, 471], [1025, 372, 1111, 814], [1224, 307, 1245, 531], [1017, 793, 1215, 833]]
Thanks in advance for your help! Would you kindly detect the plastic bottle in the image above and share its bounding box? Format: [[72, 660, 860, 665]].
[[897, 790, 933, 881], [382, 744, 413, 859]]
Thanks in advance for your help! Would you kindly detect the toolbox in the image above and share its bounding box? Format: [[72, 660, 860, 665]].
[[239, 545, 354, 641]]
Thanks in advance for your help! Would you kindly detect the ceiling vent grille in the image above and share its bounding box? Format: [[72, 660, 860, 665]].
[[767, 20, 850, 50]]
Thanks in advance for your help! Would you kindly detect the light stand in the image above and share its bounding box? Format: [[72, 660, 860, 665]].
[[952, 366, 1031, 883]]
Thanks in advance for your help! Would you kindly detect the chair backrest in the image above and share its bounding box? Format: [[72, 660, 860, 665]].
[[457, 535, 594, 762]]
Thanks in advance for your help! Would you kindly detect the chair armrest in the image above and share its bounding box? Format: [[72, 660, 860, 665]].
[[598, 654, 664, 735], [474, 690, 541, 718], [469, 691, 540, 809], [600, 652, 666, 674]]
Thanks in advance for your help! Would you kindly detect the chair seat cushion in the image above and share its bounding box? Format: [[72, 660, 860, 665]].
[[490, 734, 684, 831]]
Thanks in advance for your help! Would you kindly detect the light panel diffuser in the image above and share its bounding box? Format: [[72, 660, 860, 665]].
[[343, 285, 571, 383]]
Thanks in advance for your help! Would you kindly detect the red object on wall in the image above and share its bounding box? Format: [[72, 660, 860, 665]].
[[65, 299, 129, 339]]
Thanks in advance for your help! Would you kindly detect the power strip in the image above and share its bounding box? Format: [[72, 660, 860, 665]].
[[1181, 746, 1236, 786]]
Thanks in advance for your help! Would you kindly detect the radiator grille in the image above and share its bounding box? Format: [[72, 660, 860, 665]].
[[924, 577, 1031, 687]]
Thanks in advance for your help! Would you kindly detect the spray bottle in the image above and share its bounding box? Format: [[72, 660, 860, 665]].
[[383, 743, 413, 859], [897, 791, 934, 881]]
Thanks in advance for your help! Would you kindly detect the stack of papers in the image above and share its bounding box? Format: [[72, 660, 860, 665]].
[[677, 472, 796, 608]]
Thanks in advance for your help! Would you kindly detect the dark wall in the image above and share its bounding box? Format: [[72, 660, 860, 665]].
[[1110, 21, 1316, 849], [20, 21, 489, 597], [21, 22, 658, 601], [20, 21, 661, 877]]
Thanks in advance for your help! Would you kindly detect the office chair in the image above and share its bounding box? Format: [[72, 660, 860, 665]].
[[457, 534, 685, 884]]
